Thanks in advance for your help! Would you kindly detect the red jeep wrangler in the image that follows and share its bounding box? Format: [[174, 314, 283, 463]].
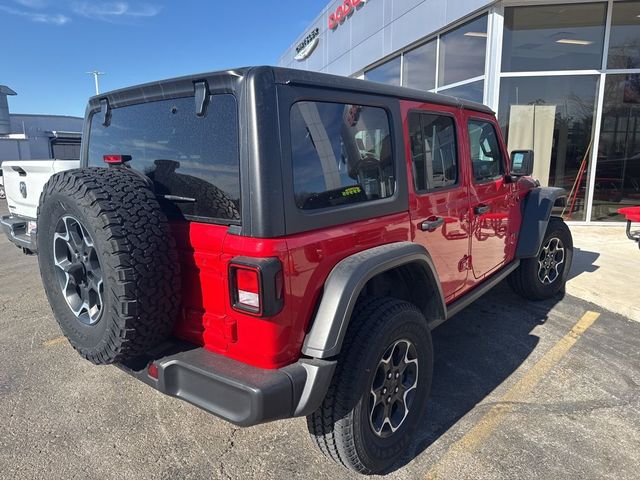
[[36, 67, 572, 474]]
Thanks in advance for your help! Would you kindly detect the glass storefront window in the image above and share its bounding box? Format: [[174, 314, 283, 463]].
[[365, 56, 401, 86], [403, 40, 437, 91], [438, 15, 487, 87], [608, 1, 640, 69], [502, 3, 607, 72], [498, 76, 599, 221], [438, 80, 484, 104], [592, 74, 640, 221]]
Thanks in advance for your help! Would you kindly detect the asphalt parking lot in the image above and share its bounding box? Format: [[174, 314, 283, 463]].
[[1, 201, 639, 480]]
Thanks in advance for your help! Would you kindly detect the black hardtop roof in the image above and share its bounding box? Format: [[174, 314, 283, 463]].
[[88, 66, 493, 115]]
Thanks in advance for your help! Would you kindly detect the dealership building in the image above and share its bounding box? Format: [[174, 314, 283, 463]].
[[279, 0, 640, 223]]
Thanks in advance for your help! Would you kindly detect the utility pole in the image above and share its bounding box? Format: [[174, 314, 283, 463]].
[[86, 71, 105, 95]]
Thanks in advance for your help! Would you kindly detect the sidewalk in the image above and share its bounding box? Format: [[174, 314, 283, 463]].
[[567, 224, 640, 322]]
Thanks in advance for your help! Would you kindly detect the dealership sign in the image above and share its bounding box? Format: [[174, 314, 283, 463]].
[[295, 28, 320, 61], [328, 0, 368, 30]]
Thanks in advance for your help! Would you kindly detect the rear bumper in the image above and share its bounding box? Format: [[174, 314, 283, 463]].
[[1, 215, 37, 252], [118, 342, 336, 427]]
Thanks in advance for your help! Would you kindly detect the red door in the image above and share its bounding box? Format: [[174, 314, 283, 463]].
[[465, 115, 515, 279], [403, 102, 470, 301]]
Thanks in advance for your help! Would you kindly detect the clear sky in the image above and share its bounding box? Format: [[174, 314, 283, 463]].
[[1, 0, 326, 117]]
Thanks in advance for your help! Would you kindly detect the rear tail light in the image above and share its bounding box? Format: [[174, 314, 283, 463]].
[[229, 258, 284, 317], [235, 267, 261, 311]]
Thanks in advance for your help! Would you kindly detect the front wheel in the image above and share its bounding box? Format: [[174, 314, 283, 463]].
[[509, 217, 573, 300], [0, 185, 5, 200], [307, 297, 433, 474]]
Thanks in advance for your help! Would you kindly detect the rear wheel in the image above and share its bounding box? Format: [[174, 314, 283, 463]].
[[0, 184, 5, 200], [509, 217, 573, 300], [307, 297, 433, 474]]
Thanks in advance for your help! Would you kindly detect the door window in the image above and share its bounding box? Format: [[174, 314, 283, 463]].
[[290, 101, 395, 210], [468, 120, 504, 183], [408, 112, 458, 192]]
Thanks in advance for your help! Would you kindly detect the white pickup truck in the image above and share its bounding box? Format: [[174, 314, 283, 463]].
[[1, 159, 79, 253]]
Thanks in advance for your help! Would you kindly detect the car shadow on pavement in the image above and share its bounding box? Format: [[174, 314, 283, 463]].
[[567, 247, 600, 281], [392, 281, 564, 472]]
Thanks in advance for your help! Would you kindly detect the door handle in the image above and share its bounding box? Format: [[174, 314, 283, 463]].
[[474, 204, 490, 215], [419, 217, 444, 232]]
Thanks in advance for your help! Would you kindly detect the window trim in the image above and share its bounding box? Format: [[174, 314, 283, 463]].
[[467, 117, 507, 185], [408, 109, 461, 195]]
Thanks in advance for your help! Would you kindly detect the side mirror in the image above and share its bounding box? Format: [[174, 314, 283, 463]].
[[510, 150, 534, 177]]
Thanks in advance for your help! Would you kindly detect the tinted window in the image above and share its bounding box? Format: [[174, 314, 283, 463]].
[[608, 1, 640, 69], [502, 3, 606, 72], [592, 74, 640, 221], [88, 95, 240, 222], [403, 40, 437, 91], [52, 141, 81, 160], [365, 57, 401, 86], [409, 113, 458, 191], [439, 80, 485, 104], [468, 120, 504, 182], [290, 101, 394, 210], [438, 15, 488, 87], [498, 75, 598, 220]]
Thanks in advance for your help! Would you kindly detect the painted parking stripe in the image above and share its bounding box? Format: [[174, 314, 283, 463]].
[[424, 310, 601, 480]]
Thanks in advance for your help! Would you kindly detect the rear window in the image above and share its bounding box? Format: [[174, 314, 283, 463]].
[[290, 101, 395, 210], [88, 94, 240, 223]]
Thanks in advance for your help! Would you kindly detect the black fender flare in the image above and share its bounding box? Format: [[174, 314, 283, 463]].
[[301, 242, 445, 359], [516, 187, 567, 258]]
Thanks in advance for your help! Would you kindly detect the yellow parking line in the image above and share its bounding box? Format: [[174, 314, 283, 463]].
[[425, 310, 600, 480], [43, 336, 66, 347]]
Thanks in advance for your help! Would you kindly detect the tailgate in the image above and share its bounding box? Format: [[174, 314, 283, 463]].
[[1, 160, 79, 219]]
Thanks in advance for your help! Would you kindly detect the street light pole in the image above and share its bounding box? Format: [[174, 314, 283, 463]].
[[86, 71, 105, 95]]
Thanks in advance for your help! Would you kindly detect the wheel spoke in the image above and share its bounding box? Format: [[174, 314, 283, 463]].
[[369, 339, 419, 438], [537, 237, 565, 285], [53, 215, 104, 326]]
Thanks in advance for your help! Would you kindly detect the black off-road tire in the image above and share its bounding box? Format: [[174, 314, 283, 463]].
[[37, 167, 181, 364], [509, 216, 573, 300], [307, 297, 433, 474]]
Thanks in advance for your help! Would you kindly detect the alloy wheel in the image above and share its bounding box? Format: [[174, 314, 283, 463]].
[[53, 215, 104, 325], [537, 237, 565, 285], [369, 339, 419, 438]]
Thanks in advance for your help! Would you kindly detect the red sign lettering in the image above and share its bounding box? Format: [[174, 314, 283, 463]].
[[329, 0, 367, 30]]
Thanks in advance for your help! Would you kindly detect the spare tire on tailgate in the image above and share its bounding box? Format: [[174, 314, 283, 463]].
[[37, 167, 181, 365]]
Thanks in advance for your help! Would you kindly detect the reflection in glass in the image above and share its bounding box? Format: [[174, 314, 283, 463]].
[[290, 102, 395, 210], [592, 74, 640, 221], [88, 95, 240, 221], [502, 3, 606, 72], [498, 76, 599, 220], [438, 15, 487, 87], [403, 40, 437, 91], [608, 1, 640, 69], [439, 80, 484, 104], [365, 57, 401, 86]]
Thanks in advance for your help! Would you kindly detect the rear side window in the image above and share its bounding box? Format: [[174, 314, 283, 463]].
[[468, 119, 504, 183], [408, 112, 458, 191], [290, 101, 395, 210], [88, 94, 240, 223]]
